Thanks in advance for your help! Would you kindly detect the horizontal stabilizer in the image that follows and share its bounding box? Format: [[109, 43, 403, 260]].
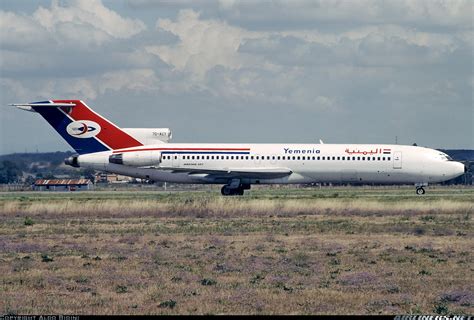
[[9, 102, 76, 113], [10, 103, 76, 107]]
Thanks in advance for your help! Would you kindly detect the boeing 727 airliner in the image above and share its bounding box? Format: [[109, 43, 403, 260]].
[[10, 100, 465, 195]]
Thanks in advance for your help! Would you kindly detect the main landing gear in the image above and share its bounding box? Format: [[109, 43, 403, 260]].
[[221, 179, 250, 196], [221, 185, 244, 196]]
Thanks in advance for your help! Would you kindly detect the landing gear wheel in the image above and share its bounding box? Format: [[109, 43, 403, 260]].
[[221, 186, 232, 196], [416, 187, 425, 195], [221, 185, 245, 196]]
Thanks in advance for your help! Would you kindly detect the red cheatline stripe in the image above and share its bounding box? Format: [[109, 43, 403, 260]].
[[54, 100, 143, 150], [113, 147, 251, 153]]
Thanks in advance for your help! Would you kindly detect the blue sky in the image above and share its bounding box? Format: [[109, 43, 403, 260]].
[[1, 0, 472, 154]]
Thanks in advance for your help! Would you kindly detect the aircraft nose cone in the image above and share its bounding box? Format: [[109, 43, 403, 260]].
[[452, 162, 465, 178]]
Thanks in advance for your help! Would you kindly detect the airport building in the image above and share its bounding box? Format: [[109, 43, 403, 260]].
[[33, 179, 93, 191]]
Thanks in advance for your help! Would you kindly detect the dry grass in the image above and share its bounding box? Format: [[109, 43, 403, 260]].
[[1, 197, 472, 218], [0, 187, 472, 315]]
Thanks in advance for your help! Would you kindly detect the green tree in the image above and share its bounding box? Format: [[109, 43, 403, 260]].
[[0, 161, 22, 183]]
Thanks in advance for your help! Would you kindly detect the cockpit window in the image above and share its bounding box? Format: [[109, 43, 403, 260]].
[[438, 153, 453, 161]]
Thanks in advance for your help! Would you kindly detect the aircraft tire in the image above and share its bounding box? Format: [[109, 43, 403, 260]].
[[416, 187, 425, 195], [221, 186, 232, 196], [221, 185, 245, 196]]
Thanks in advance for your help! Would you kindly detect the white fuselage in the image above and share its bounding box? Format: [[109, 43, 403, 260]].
[[77, 143, 465, 186]]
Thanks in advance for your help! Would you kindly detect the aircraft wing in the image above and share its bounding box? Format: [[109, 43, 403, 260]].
[[157, 166, 292, 179]]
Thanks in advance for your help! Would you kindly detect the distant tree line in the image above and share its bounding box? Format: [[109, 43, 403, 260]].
[[0, 161, 22, 183]]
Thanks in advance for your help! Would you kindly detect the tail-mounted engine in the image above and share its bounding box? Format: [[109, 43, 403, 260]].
[[109, 151, 162, 167], [64, 155, 80, 167]]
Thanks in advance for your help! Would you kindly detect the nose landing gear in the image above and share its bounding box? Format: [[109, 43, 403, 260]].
[[415, 183, 427, 195], [415, 187, 425, 195]]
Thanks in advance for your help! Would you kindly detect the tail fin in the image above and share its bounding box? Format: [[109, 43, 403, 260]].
[[11, 100, 143, 154]]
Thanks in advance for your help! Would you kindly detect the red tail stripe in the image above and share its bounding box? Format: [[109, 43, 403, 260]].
[[113, 147, 251, 153], [54, 100, 143, 150]]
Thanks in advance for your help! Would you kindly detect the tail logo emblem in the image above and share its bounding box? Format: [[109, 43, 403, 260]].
[[66, 120, 101, 138]]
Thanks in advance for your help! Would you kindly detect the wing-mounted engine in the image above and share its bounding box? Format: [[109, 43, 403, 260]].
[[122, 128, 172, 144], [109, 151, 161, 166]]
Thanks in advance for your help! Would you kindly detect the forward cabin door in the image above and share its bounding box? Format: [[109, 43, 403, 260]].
[[393, 151, 402, 169]]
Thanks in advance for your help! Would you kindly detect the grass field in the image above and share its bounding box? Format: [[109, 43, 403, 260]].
[[0, 186, 473, 315]]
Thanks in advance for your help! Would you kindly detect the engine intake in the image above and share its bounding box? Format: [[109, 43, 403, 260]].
[[109, 153, 124, 165], [108, 151, 161, 167]]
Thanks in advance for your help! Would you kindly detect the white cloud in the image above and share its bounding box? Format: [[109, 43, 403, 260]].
[[0, 11, 51, 48], [0, 79, 30, 101], [1, 1, 472, 152], [99, 69, 160, 95], [1, 68, 161, 102], [146, 9, 261, 77], [1, 0, 146, 49], [33, 0, 146, 42], [216, 0, 472, 29]]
